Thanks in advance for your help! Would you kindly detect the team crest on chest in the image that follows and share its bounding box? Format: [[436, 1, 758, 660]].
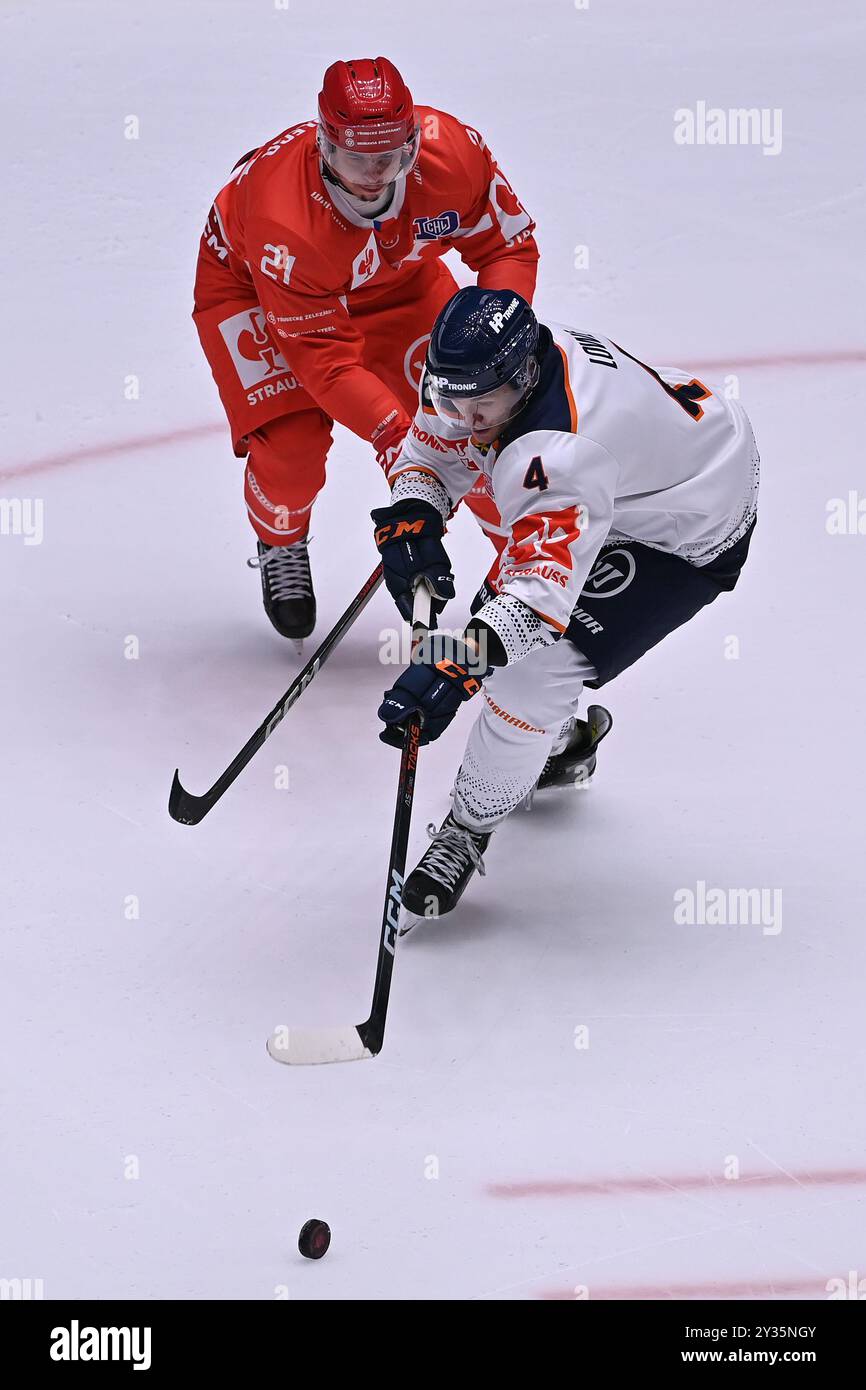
[[413, 210, 460, 240], [350, 232, 381, 289]]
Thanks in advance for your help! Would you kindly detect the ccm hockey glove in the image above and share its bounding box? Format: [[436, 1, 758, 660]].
[[378, 634, 488, 747], [371, 500, 455, 626]]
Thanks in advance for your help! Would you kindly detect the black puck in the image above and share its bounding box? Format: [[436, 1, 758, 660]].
[[298, 1219, 331, 1260]]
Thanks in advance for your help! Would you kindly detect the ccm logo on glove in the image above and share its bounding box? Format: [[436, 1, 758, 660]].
[[433, 656, 482, 694], [371, 499, 456, 626], [373, 517, 427, 546]]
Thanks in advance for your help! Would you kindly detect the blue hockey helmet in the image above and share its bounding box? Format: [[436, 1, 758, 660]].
[[425, 287, 540, 436]]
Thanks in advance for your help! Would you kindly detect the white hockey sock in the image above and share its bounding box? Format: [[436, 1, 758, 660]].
[[452, 741, 552, 833], [448, 637, 599, 832]]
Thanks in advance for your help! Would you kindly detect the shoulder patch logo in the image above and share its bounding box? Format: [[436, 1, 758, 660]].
[[508, 507, 584, 572], [413, 210, 460, 240]]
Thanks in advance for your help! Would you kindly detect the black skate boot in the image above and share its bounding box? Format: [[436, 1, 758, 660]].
[[401, 811, 491, 921], [249, 538, 316, 643], [536, 704, 613, 792]]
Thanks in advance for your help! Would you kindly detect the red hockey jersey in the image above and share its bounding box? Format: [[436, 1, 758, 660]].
[[198, 108, 539, 443]]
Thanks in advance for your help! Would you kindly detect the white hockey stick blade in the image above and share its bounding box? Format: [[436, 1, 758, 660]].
[[267, 1024, 374, 1066]]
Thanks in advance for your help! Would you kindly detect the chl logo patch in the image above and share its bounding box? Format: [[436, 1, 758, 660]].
[[581, 548, 637, 598], [413, 210, 460, 240]]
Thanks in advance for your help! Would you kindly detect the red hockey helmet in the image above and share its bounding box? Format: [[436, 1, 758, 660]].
[[317, 58, 419, 196], [318, 57, 416, 151]]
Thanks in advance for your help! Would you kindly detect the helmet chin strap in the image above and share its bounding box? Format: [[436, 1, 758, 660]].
[[496, 354, 542, 438], [320, 159, 357, 198], [320, 159, 401, 212]]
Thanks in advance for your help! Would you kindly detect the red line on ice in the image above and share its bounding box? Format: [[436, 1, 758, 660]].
[[3, 348, 864, 483], [0, 421, 225, 483], [538, 1275, 836, 1301], [488, 1167, 866, 1198]]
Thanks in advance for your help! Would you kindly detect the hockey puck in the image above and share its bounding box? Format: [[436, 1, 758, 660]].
[[298, 1219, 331, 1260]]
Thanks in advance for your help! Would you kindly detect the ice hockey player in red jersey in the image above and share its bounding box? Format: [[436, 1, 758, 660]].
[[193, 57, 538, 641], [373, 287, 760, 919]]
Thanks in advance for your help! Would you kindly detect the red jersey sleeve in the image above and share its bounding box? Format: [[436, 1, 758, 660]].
[[449, 123, 540, 302], [246, 215, 410, 444]]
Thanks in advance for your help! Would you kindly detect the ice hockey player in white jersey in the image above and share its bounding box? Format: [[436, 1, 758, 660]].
[[371, 286, 759, 918]]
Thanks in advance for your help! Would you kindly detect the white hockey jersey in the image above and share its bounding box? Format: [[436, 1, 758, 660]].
[[387, 323, 759, 658]]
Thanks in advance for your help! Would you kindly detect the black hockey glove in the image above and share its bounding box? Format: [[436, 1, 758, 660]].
[[371, 500, 455, 627], [378, 634, 488, 747]]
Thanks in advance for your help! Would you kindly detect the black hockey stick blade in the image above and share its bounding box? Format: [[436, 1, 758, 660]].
[[168, 564, 383, 825], [168, 768, 210, 826]]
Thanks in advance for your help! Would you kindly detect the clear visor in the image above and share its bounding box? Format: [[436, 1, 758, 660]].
[[429, 359, 538, 437], [320, 125, 420, 191]]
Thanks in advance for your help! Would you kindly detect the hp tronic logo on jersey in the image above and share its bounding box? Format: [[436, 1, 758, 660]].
[[488, 297, 521, 334]]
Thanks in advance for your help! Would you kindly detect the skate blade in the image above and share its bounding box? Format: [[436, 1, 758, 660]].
[[291, 639, 305, 659], [537, 769, 597, 794], [398, 911, 425, 938]]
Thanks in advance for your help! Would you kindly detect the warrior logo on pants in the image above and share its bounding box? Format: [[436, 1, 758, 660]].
[[219, 306, 298, 390], [581, 548, 637, 599]]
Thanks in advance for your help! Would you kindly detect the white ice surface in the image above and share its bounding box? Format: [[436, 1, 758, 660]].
[[1, 0, 865, 1300]]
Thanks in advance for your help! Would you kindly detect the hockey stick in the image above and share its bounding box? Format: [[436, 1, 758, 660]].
[[168, 564, 384, 825], [267, 583, 432, 1065]]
